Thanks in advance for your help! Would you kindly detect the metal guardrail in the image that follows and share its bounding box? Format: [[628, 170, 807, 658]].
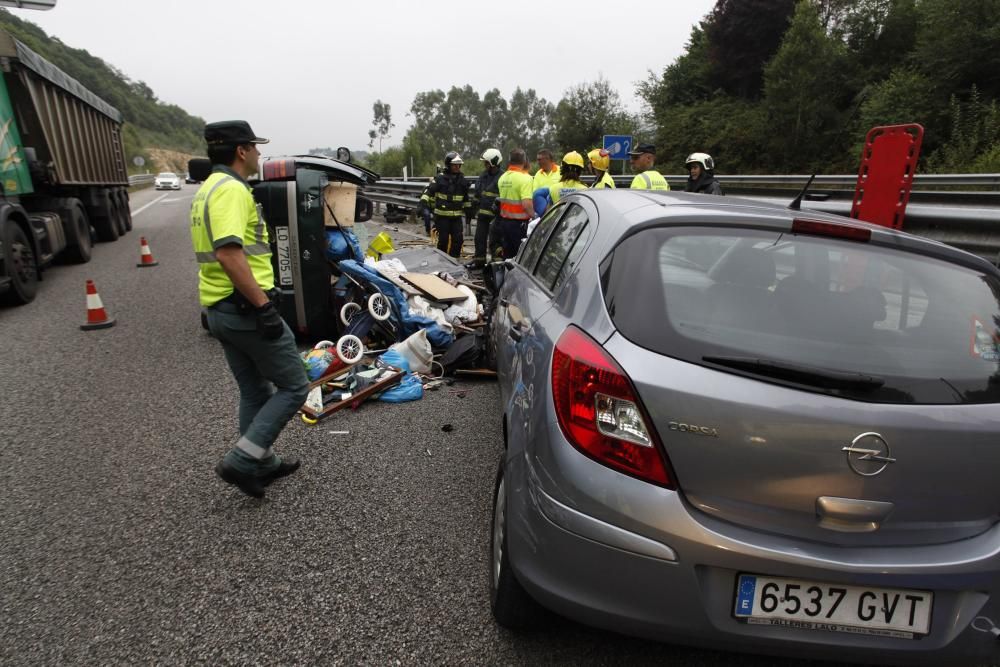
[[128, 174, 155, 186], [363, 174, 1000, 265]]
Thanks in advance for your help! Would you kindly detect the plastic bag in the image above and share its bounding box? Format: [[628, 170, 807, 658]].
[[377, 373, 423, 403], [325, 229, 364, 263], [377, 349, 411, 373], [389, 329, 433, 374]]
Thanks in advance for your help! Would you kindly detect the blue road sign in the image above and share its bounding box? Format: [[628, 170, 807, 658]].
[[603, 135, 633, 160]]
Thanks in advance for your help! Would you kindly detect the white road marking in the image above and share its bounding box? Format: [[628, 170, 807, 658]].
[[131, 193, 169, 216]]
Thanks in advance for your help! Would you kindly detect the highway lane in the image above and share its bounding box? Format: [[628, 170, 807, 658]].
[[0, 185, 862, 665]]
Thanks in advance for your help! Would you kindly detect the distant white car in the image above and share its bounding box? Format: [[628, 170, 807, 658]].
[[154, 172, 182, 190]]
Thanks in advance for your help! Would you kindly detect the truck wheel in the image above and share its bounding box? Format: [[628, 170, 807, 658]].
[[118, 191, 133, 232], [62, 204, 92, 264], [92, 196, 119, 243], [112, 197, 127, 237], [0, 221, 39, 305]]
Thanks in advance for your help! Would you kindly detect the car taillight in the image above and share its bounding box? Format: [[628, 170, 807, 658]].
[[262, 159, 295, 181], [551, 326, 674, 488], [791, 218, 871, 242]]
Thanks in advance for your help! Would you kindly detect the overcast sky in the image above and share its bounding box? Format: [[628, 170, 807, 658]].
[[11, 0, 716, 156]]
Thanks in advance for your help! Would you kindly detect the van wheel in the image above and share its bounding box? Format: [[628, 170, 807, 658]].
[[62, 204, 92, 264], [490, 461, 545, 629], [0, 221, 38, 305]]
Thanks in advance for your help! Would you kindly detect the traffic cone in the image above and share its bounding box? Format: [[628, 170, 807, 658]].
[[136, 237, 158, 267], [80, 279, 116, 330]]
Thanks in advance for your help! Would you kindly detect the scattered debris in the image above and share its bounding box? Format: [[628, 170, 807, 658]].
[[441, 424, 454, 432]]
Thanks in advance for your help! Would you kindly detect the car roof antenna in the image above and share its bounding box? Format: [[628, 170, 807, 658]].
[[788, 174, 816, 211]]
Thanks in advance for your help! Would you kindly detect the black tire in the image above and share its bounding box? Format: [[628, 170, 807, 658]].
[[0, 220, 39, 305], [90, 193, 121, 243], [62, 204, 92, 264], [117, 190, 133, 232], [490, 460, 546, 629], [112, 196, 127, 237]]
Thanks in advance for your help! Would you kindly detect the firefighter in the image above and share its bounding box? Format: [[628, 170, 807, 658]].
[[588, 148, 615, 189], [533, 151, 588, 217], [418, 151, 471, 259], [495, 147, 535, 259], [685, 152, 724, 195], [628, 143, 670, 190], [467, 147, 504, 269], [190, 120, 308, 499]]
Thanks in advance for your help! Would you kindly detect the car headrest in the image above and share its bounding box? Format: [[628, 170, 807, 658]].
[[711, 246, 776, 288]]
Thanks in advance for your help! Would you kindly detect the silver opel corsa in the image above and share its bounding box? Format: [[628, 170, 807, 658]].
[[488, 189, 1000, 665]]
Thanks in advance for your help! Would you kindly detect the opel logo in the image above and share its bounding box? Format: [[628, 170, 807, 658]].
[[842, 432, 895, 477]]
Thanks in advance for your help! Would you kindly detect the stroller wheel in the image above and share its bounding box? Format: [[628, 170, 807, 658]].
[[368, 293, 391, 321], [340, 302, 362, 326], [336, 334, 364, 365], [314, 339, 336, 350]]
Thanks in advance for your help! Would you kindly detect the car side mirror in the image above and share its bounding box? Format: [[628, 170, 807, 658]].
[[354, 196, 373, 222]]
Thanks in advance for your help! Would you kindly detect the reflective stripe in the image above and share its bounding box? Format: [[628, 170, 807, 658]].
[[236, 436, 273, 460], [641, 172, 652, 189], [195, 251, 217, 263], [201, 176, 236, 247], [433, 210, 465, 217], [245, 243, 270, 256]]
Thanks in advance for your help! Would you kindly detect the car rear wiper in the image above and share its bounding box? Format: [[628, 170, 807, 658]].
[[702, 355, 885, 390]]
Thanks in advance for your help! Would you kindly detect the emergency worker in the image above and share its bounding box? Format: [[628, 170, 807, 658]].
[[419, 152, 471, 258], [190, 120, 308, 499], [468, 147, 504, 269], [685, 152, 724, 195], [532, 148, 561, 192], [628, 143, 670, 190], [588, 148, 615, 189], [533, 151, 588, 217], [494, 147, 535, 259]]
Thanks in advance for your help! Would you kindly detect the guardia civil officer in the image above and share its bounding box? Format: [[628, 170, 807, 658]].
[[418, 151, 472, 258], [190, 120, 309, 499], [628, 143, 670, 190]]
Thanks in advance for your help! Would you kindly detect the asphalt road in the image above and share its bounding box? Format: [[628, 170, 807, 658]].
[[0, 185, 868, 666]]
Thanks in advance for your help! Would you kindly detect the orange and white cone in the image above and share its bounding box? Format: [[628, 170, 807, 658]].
[[136, 236, 158, 267], [80, 279, 116, 330]]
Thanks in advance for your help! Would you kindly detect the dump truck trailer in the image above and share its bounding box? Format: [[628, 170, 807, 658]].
[[0, 29, 131, 305]]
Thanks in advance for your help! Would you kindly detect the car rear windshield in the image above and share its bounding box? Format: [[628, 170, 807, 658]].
[[602, 226, 1000, 404], [158, 173, 176, 178]]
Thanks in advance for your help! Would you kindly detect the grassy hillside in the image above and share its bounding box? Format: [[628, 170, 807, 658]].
[[0, 9, 204, 174]]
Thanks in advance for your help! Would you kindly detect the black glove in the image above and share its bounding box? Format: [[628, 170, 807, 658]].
[[255, 302, 284, 340]]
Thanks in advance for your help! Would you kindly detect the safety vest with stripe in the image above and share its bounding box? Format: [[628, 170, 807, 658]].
[[496, 166, 534, 220], [549, 179, 587, 204], [592, 172, 615, 189], [630, 169, 670, 191], [419, 173, 470, 218], [190, 167, 273, 307]]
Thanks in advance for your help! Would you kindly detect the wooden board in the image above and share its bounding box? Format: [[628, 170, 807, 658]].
[[375, 266, 422, 297], [300, 366, 405, 421], [400, 272, 469, 302]]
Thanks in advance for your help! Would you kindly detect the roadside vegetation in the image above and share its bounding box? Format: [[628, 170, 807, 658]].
[[362, 0, 1000, 176], [0, 8, 205, 174]]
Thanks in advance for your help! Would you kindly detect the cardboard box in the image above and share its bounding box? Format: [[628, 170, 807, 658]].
[[324, 181, 357, 228]]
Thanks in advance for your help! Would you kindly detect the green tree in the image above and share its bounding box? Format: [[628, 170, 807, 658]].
[[704, 0, 797, 99], [552, 77, 637, 155], [762, 0, 852, 171], [367, 99, 394, 153]]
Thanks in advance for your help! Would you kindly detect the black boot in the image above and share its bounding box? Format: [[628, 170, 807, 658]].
[[263, 457, 301, 486], [215, 460, 266, 499]]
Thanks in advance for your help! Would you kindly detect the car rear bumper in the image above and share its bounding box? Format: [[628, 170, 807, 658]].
[[505, 442, 1000, 664]]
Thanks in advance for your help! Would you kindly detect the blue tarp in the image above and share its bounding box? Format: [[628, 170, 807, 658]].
[[338, 259, 455, 348]]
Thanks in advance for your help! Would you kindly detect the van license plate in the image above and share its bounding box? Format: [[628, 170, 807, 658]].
[[734, 574, 931, 638]]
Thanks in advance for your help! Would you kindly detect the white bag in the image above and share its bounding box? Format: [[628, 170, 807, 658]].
[[389, 329, 433, 374]]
